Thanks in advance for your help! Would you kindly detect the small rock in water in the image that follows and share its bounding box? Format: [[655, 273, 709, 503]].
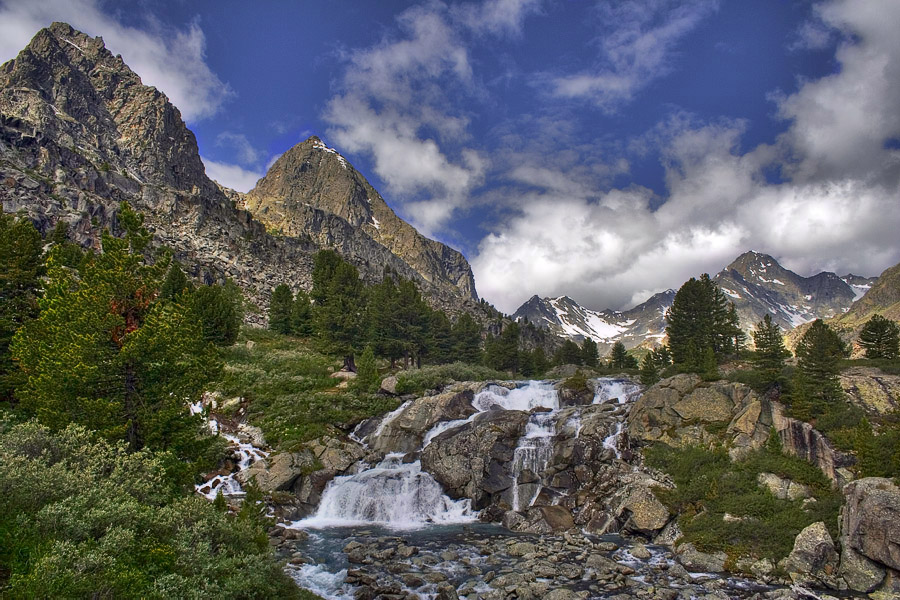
[[596, 541, 619, 551], [630, 543, 652, 559]]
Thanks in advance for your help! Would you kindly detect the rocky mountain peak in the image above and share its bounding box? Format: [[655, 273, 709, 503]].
[[243, 137, 478, 300]]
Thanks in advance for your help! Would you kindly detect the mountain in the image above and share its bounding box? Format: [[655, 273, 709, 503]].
[[242, 136, 476, 299], [713, 251, 875, 332], [513, 251, 877, 352], [0, 23, 479, 320], [512, 290, 675, 353]]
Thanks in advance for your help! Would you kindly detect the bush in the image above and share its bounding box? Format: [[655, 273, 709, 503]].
[[394, 362, 508, 395], [644, 439, 841, 563], [0, 421, 302, 598]]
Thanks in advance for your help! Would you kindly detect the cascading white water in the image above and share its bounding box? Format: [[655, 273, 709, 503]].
[[297, 453, 475, 529], [592, 378, 643, 404], [603, 421, 625, 459], [510, 411, 557, 511]]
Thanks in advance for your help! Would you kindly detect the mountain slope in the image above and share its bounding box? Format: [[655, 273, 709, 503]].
[[0, 23, 479, 319], [243, 137, 477, 299], [514, 251, 877, 351], [512, 290, 674, 353]]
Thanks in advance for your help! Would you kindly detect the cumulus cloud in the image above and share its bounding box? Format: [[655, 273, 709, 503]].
[[473, 0, 900, 313], [545, 0, 718, 111], [0, 0, 231, 122], [201, 157, 264, 193], [324, 0, 541, 236], [215, 133, 263, 167]]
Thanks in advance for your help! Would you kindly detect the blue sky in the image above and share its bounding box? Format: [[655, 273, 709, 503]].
[[2, 0, 899, 314]]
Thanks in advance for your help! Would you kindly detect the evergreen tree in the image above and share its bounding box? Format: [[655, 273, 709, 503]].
[[752, 314, 791, 385], [666, 274, 739, 371], [581, 337, 599, 367], [792, 319, 846, 420], [310, 250, 344, 304], [451, 313, 482, 364], [47, 220, 85, 268], [290, 289, 314, 336], [366, 277, 403, 367], [355, 345, 379, 393], [554, 339, 583, 365], [651, 345, 672, 367], [160, 261, 192, 300], [11, 203, 220, 472], [313, 260, 366, 371], [609, 341, 630, 370], [425, 310, 454, 365], [639, 353, 659, 385], [531, 346, 551, 376], [268, 284, 293, 334], [484, 322, 520, 373], [0, 213, 43, 401], [192, 284, 241, 346], [395, 279, 430, 368], [858, 314, 900, 359]]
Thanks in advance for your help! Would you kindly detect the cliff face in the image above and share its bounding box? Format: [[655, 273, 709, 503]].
[[0, 23, 480, 320], [243, 136, 477, 300]]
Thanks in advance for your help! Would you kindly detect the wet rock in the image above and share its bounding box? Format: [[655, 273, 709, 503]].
[[236, 449, 317, 492], [237, 423, 266, 447], [619, 484, 670, 534], [307, 435, 365, 472], [781, 521, 840, 588], [630, 543, 651, 559], [504, 506, 575, 534], [373, 388, 477, 454]]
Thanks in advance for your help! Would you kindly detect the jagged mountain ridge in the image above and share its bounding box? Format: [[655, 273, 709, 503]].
[[0, 23, 480, 320], [512, 290, 675, 353], [242, 136, 476, 299], [514, 251, 877, 351]]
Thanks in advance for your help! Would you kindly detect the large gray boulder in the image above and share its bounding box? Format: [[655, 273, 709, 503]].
[[781, 521, 841, 588], [675, 542, 727, 573], [841, 478, 900, 572], [236, 449, 317, 492], [371, 387, 477, 454]]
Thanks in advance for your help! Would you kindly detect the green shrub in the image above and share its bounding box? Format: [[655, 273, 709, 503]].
[[394, 362, 508, 395]]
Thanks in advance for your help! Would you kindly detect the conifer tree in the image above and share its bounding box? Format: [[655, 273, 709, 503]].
[[0, 213, 43, 401], [355, 345, 379, 393], [484, 322, 520, 372], [667, 274, 741, 371], [160, 262, 191, 300], [310, 250, 343, 304], [792, 319, 846, 420], [858, 314, 900, 359], [554, 339, 583, 366], [581, 337, 599, 367], [639, 353, 659, 385], [290, 289, 314, 336], [268, 284, 293, 334], [425, 310, 454, 365], [651, 345, 672, 367], [752, 314, 790, 385], [192, 284, 241, 346], [313, 260, 366, 371], [451, 313, 482, 364], [11, 203, 219, 470], [395, 279, 430, 368], [366, 276, 403, 367], [610, 341, 630, 370]]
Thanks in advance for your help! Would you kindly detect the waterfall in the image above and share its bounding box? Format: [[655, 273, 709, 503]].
[[296, 454, 475, 529], [592, 377, 643, 404], [510, 411, 556, 511], [603, 421, 625, 459]]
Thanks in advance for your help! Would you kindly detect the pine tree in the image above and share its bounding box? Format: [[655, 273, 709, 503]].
[[313, 260, 366, 371], [752, 314, 790, 385], [639, 353, 659, 385], [581, 337, 599, 367], [651, 345, 672, 367], [0, 213, 43, 401], [310, 250, 344, 304], [290, 289, 314, 336], [395, 279, 430, 368], [425, 310, 454, 365], [160, 262, 192, 300], [484, 322, 520, 373], [11, 203, 219, 471], [792, 319, 846, 420], [554, 339, 583, 366], [192, 284, 241, 346], [366, 277, 403, 367], [355, 345, 379, 393], [610, 341, 630, 370], [268, 284, 293, 334], [667, 274, 739, 371], [451, 313, 482, 364], [858, 314, 900, 359]]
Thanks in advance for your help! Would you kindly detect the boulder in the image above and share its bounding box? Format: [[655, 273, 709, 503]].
[[619, 484, 670, 534], [236, 449, 317, 492], [236, 423, 266, 448], [306, 435, 365, 472], [675, 542, 727, 573], [371, 388, 476, 454], [757, 472, 812, 501], [840, 367, 900, 416], [841, 478, 900, 572], [502, 506, 575, 534], [673, 387, 733, 422], [772, 404, 855, 487], [379, 375, 399, 395], [840, 546, 886, 593], [781, 521, 840, 588]]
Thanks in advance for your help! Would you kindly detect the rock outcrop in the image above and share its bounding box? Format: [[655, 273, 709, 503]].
[[780, 522, 841, 589], [0, 23, 481, 323], [370, 388, 477, 455], [841, 478, 900, 582], [840, 367, 900, 416]]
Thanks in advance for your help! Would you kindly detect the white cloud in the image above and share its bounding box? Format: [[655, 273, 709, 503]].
[[216, 133, 262, 167], [474, 0, 900, 313], [0, 0, 231, 122], [545, 0, 717, 111], [454, 0, 542, 37], [201, 157, 263, 193]]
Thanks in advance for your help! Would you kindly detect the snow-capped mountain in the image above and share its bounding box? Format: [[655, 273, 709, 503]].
[[512, 290, 675, 353], [513, 251, 878, 351]]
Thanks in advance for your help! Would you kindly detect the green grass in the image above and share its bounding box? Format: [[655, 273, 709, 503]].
[[211, 328, 399, 450], [838, 357, 900, 375], [645, 438, 842, 566]]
